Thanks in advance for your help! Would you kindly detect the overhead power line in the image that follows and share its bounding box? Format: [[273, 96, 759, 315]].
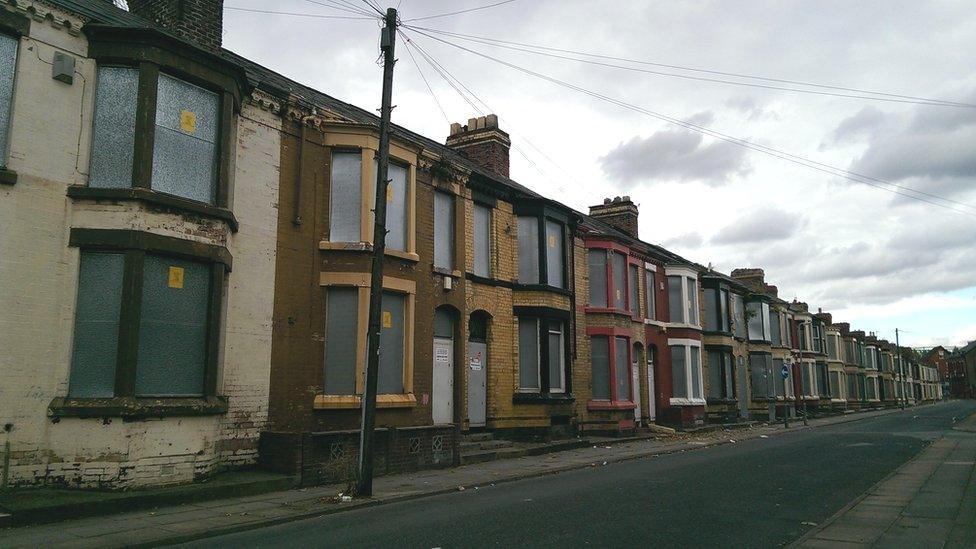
[[224, 6, 376, 20], [302, 0, 379, 18], [402, 25, 976, 109], [403, 0, 519, 22], [403, 28, 976, 217]]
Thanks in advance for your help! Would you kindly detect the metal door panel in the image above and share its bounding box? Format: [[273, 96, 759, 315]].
[[467, 341, 487, 427], [432, 337, 453, 425]]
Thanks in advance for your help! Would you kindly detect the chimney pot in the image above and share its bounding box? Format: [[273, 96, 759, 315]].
[[127, 0, 225, 51], [450, 122, 461, 136], [445, 113, 511, 179]]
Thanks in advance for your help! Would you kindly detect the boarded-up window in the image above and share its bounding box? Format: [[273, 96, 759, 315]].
[[0, 33, 15, 165], [770, 310, 782, 346], [473, 203, 491, 277], [829, 371, 841, 398], [747, 301, 763, 340], [517, 216, 539, 283], [614, 336, 630, 401], [707, 349, 734, 400], [690, 346, 702, 399], [612, 252, 627, 310], [384, 162, 409, 251], [330, 151, 362, 242], [587, 249, 608, 307], [89, 66, 139, 188], [732, 293, 747, 339], [545, 220, 564, 287], [548, 321, 565, 392], [324, 287, 358, 395], [378, 291, 405, 393], [152, 74, 219, 204], [136, 255, 210, 396], [590, 336, 610, 399], [667, 276, 683, 322], [704, 288, 719, 332], [645, 270, 656, 320], [751, 354, 771, 399], [518, 317, 539, 390], [433, 191, 454, 269], [686, 278, 698, 325], [68, 252, 124, 397], [433, 308, 454, 339], [671, 345, 687, 398], [628, 264, 639, 315]]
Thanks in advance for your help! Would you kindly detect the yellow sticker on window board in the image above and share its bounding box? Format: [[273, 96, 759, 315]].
[[382, 311, 392, 328], [180, 110, 197, 134], [548, 234, 557, 248], [386, 185, 394, 203], [168, 266, 185, 289]]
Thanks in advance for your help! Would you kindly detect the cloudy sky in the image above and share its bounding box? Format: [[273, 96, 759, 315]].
[[219, 0, 976, 349]]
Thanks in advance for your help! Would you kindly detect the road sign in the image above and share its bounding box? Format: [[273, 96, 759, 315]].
[[781, 364, 790, 379]]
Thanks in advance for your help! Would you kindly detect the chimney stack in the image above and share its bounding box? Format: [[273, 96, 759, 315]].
[[764, 284, 778, 298], [446, 114, 511, 179], [127, 0, 224, 51], [731, 268, 766, 293], [589, 196, 640, 238]]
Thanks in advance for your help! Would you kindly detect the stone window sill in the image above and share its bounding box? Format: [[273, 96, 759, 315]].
[[513, 283, 573, 296], [313, 393, 417, 409], [0, 167, 16, 185], [67, 186, 238, 232], [48, 396, 228, 419], [318, 241, 420, 262], [432, 267, 462, 278], [586, 399, 635, 411], [512, 393, 575, 405], [669, 397, 707, 407]]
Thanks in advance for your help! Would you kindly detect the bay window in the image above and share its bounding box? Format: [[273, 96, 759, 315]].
[[323, 287, 358, 395], [433, 191, 454, 270], [587, 244, 642, 315], [812, 323, 824, 354], [800, 362, 817, 397], [1, 32, 19, 170], [666, 268, 699, 326], [827, 334, 839, 360], [669, 342, 703, 402], [817, 362, 829, 397], [88, 66, 225, 205], [60, 230, 228, 414], [830, 371, 842, 398], [707, 348, 735, 400], [590, 334, 632, 403], [329, 151, 362, 242], [327, 152, 412, 252], [517, 213, 567, 288], [517, 313, 569, 397], [746, 301, 772, 342]]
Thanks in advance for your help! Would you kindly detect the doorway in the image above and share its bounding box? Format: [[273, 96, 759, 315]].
[[466, 312, 490, 428], [646, 345, 657, 422], [632, 343, 643, 423], [432, 307, 456, 425]]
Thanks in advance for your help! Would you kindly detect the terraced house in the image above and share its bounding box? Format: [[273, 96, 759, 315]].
[[0, 0, 930, 491]]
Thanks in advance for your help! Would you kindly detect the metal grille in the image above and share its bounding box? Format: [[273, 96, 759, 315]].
[[68, 252, 125, 397], [88, 66, 138, 187], [152, 73, 219, 203]]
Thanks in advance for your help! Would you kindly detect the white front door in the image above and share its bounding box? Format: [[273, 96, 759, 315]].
[[432, 337, 454, 425]]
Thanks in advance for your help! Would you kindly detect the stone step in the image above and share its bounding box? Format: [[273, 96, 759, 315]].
[[461, 432, 494, 443], [459, 439, 513, 452]]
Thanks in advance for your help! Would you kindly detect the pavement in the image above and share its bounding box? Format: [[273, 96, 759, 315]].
[[792, 406, 976, 548], [0, 402, 969, 548]]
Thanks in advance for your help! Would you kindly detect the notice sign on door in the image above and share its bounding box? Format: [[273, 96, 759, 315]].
[[435, 348, 449, 363], [179, 110, 197, 134], [470, 352, 483, 371], [168, 266, 184, 289], [382, 311, 392, 328]]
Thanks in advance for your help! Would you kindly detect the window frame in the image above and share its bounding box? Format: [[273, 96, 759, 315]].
[[706, 346, 735, 401], [702, 282, 732, 335], [315, 273, 417, 408], [665, 267, 700, 328], [668, 339, 705, 405], [585, 239, 643, 317], [433, 189, 455, 271], [644, 264, 658, 322], [746, 299, 772, 343], [516, 205, 570, 290], [514, 307, 572, 402], [471, 199, 493, 278], [52, 228, 230, 418], [587, 328, 635, 409]]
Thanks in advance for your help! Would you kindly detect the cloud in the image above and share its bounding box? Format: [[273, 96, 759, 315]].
[[822, 106, 886, 148], [710, 207, 802, 245], [599, 114, 750, 187], [725, 96, 775, 121], [662, 232, 704, 248]]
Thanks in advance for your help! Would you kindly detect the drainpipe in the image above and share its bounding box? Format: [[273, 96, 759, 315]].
[[293, 109, 318, 226]]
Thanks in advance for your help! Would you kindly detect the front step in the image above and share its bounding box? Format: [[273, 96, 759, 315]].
[[460, 439, 513, 452], [461, 432, 493, 443]]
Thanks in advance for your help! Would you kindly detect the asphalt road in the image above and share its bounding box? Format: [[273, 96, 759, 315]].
[[179, 400, 976, 549]]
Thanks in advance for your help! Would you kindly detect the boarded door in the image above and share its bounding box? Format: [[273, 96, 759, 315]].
[[646, 353, 657, 421], [467, 341, 487, 427], [632, 344, 643, 422], [432, 337, 454, 425]]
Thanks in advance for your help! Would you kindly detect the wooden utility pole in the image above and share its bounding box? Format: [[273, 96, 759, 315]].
[[358, 6, 397, 498]]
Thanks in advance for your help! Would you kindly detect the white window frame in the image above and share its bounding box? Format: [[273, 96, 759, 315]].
[[644, 262, 658, 323], [548, 321, 566, 394], [668, 338, 705, 405], [664, 267, 700, 329]]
